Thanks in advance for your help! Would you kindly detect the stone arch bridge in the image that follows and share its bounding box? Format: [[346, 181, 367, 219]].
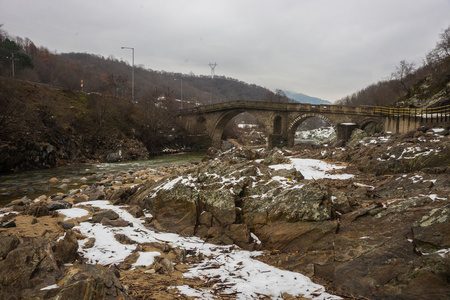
[[178, 100, 449, 148]]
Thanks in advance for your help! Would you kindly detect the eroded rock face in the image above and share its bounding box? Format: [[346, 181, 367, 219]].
[[199, 189, 236, 225], [54, 230, 79, 265], [149, 181, 198, 236], [0, 238, 62, 299], [0, 229, 130, 300], [122, 143, 450, 299], [268, 183, 330, 222], [0, 234, 20, 259], [48, 264, 130, 300], [255, 220, 338, 253], [412, 204, 450, 253], [91, 209, 119, 223], [262, 150, 289, 165]]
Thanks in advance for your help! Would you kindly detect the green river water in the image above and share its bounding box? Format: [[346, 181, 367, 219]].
[[0, 152, 205, 207]]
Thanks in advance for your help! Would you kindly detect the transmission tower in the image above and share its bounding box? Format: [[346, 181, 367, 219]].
[[209, 62, 217, 78]]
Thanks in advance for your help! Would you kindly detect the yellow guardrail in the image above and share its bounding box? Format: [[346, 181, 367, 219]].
[[374, 104, 450, 117]]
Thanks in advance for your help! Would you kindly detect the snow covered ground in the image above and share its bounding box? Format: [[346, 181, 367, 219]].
[[53, 156, 356, 299], [58, 199, 341, 299], [270, 157, 353, 180]]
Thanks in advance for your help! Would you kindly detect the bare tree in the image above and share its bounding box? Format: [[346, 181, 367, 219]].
[[391, 60, 416, 94], [436, 25, 450, 58], [424, 25, 450, 67]]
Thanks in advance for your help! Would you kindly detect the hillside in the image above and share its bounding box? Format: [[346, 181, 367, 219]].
[[60, 52, 273, 104], [0, 77, 191, 173], [396, 56, 450, 108], [284, 90, 332, 105], [0, 29, 339, 107], [337, 25, 450, 107]]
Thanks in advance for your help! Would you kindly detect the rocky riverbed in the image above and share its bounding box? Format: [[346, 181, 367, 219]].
[[0, 126, 449, 299]]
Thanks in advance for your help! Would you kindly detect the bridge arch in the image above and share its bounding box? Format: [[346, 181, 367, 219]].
[[210, 109, 269, 148], [287, 113, 337, 146], [360, 117, 384, 134]]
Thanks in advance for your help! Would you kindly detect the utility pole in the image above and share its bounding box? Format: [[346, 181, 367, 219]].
[[180, 78, 183, 109], [81, 65, 87, 92], [10, 53, 15, 78], [208, 62, 217, 78]]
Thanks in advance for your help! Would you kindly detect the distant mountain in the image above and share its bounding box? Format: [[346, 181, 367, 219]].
[[284, 91, 332, 105]]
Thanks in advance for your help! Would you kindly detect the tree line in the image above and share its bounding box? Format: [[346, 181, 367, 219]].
[[0, 26, 287, 107]]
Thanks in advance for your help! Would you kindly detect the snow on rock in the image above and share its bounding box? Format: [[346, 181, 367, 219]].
[[67, 200, 340, 299], [359, 134, 392, 146], [40, 284, 59, 291], [57, 207, 89, 220], [76, 221, 136, 265], [171, 285, 215, 299], [182, 248, 339, 300], [270, 158, 353, 180], [296, 127, 335, 141], [132, 251, 161, 269]]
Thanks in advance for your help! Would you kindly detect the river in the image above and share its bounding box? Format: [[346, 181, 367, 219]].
[[0, 152, 205, 207]]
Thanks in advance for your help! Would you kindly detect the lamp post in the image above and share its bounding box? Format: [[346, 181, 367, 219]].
[[121, 47, 134, 102]]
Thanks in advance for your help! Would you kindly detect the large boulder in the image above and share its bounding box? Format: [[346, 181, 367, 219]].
[[48, 264, 130, 300], [91, 210, 119, 223], [47, 200, 72, 211], [333, 241, 450, 299], [412, 204, 450, 253], [262, 150, 289, 165], [0, 234, 20, 259], [105, 151, 121, 163], [347, 129, 368, 148], [54, 230, 79, 265], [268, 183, 330, 222], [0, 238, 62, 299], [148, 181, 198, 235], [198, 189, 236, 225]]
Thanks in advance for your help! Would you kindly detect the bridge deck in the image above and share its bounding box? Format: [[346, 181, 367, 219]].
[[181, 100, 377, 115], [180, 100, 450, 122]]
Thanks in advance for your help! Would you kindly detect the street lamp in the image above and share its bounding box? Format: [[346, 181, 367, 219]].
[[121, 46, 134, 102]]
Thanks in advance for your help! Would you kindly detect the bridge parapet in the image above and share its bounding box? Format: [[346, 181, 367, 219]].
[[179, 100, 378, 115]]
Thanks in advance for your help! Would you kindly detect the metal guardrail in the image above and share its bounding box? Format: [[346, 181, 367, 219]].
[[374, 104, 450, 123]]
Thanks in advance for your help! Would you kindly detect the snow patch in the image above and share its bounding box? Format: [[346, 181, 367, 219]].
[[270, 158, 353, 180], [40, 284, 58, 291], [57, 207, 89, 220], [132, 251, 161, 269], [65, 200, 340, 299]]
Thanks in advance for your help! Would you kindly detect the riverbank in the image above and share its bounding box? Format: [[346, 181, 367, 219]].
[[0, 127, 449, 299], [0, 152, 205, 207], [0, 76, 197, 174], [0, 149, 343, 299]]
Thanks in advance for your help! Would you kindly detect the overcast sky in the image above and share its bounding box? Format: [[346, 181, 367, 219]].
[[1, 0, 449, 101]]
